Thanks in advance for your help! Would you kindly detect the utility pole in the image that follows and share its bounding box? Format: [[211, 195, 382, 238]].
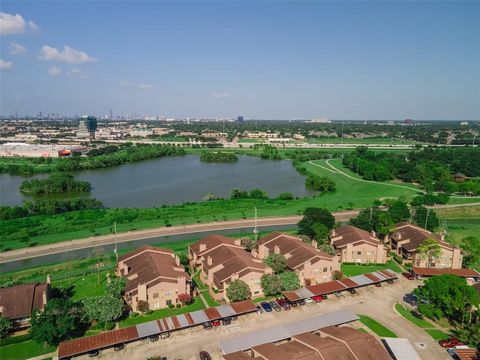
[[253, 207, 258, 241], [114, 221, 118, 263], [424, 209, 430, 229]]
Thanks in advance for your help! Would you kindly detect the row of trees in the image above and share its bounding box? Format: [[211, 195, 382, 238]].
[[199, 151, 239, 163], [19, 174, 91, 195], [343, 146, 480, 195]]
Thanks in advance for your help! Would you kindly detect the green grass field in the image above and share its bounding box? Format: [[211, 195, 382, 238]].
[[357, 315, 397, 337], [119, 297, 205, 328], [305, 137, 419, 145], [425, 329, 450, 341], [201, 292, 220, 307], [341, 260, 402, 277], [0, 340, 55, 360], [395, 304, 432, 328]]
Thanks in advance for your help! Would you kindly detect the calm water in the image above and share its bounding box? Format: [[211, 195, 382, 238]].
[[0, 155, 314, 208]]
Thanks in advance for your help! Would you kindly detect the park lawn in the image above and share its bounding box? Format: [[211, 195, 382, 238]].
[[0, 340, 56, 360], [119, 297, 205, 328], [357, 315, 397, 338], [395, 304, 432, 328], [201, 292, 220, 307], [425, 329, 450, 341], [341, 260, 401, 277], [55, 270, 110, 300]]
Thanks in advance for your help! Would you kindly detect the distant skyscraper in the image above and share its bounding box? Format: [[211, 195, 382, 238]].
[[77, 116, 97, 139], [77, 120, 89, 139], [237, 116, 244, 122]]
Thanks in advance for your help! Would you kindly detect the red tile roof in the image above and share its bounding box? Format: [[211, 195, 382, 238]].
[[392, 223, 451, 252], [338, 278, 358, 288], [0, 283, 48, 320], [204, 307, 222, 320], [330, 225, 381, 248], [412, 267, 480, 278], [230, 300, 258, 314], [453, 348, 480, 360]]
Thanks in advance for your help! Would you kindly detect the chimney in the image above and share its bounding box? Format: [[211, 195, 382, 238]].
[[207, 256, 213, 266], [46, 274, 51, 285], [234, 238, 242, 246], [199, 243, 207, 252], [274, 245, 280, 254], [42, 290, 48, 308], [311, 240, 318, 249], [175, 254, 180, 266], [371, 230, 376, 238]]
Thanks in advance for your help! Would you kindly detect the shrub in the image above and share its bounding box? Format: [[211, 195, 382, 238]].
[[130, 312, 139, 317], [176, 303, 181, 308], [168, 303, 175, 309], [145, 310, 153, 315], [104, 322, 115, 330]]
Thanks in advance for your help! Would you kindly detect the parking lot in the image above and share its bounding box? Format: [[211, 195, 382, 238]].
[[74, 277, 450, 360]]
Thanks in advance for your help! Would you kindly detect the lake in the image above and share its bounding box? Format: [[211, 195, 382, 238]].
[[0, 155, 314, 208]]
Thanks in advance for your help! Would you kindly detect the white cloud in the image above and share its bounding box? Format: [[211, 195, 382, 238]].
[[120, 80, 153, 89], [9, 42, 27, 55], [67, 67, 90, 79], [48, 66, 62, 77], [0, 12, 38, 36], [38, 45, 98, 64], [0, 59, 13, 70], [211, 92, 231, 99]]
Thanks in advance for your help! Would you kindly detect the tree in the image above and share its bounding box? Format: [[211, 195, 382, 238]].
[[414, 275, 479, 326], [178, 293, 192, 305], [30, 298, 87, 346], [106, 277, 126, 298], [226, 280, 251, 302], [333, 270, 344, 280], [455, 322, 480, 349], [387, 200, 410, 223], [416, 238, 442, 268], [312, 223, 330, 246], [82, 295, 124, 325], [373, 212, 394, 240], [261, 274, 283, 296], [279, 271, 300, 291], [413, 206, 439, 231], [249, 188, 268, 199], [240, 237, 256, 252], [318, 243, 336, 256], [298, 207, 335, 238], [230, 188, 248, 199], [0, 316, 12, 339], [264, 253, 287, 273], [136, 300, 149, 314], [277, 192, 293, 200], [461, 236, 480, 269]]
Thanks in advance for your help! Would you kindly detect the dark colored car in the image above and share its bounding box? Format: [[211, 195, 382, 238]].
[[322, 294, 328, 300], [348, 289, 357, 294], [403, 293, 417, 306], [375, 282, 382, 287], [412, 310, 424, 319], [113, 344, 124, 351], [270, 301, 281, 312], [439, 338, 463, 348], [203, 321, 213, 330], [290, 301, 298, 307], [256, 305, 264, 314], [222, 317, 232, 325], [200, 351, 212, 360], [387, 279, 394, 284], [261, 301, 273, 312], [212, 320, 221, 327], [149, 335, 159, 342], [402, 272, 415, 280], [88, 350, 99, 357], [297, 299, 306, 306], [277, 298, 291, 310]]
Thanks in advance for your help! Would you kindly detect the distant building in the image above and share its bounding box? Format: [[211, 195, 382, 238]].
[[310, 118, 331, 123], [0, 280, 50, 330], [237, 116, 244, 123], [77, 119, 89, 139], [330, 225, 387, 264], [85, 116, 97, 139], [460, 121, 469, 126], [389, 223, 463, 269], [116, 246, 191, 311]]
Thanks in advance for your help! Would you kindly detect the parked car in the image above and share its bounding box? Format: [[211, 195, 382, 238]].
[[290, 301, 298, 307], [348, 289, 357, 294], [387, 279, 394, 284], [199, 351, 212, 360], [403, 293, 417, 306], [261, 302, 273, 312], [256, 305, 264, 314], [160, 331, 170, 339], [149, 335, 159, 342], [402, 272, 415, 280], [202, 321, 213, 330], [113, 344, 124, 351], [439, 338, 464, 348], [412, 310, 424, 319], [270, 301, 281, 312], [212, 320, 221, 327], [276, 298, 291, 310], [375, 282, 382, 287], [321, 294, 328, 300], [297, 299, 306, 306], [311, 295, 323, 303], [231, 315, 238, 321], [305, 297, 313, 304], [334, 292, 342, 298], [88, 350, 99, 357], [222, 317, 232, 325]]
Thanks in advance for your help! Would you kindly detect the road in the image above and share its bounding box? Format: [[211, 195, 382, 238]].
[[2, 202, 479, 264], [71, 277, 450, 360]]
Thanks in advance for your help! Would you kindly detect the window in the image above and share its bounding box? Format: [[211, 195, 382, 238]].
[[323, 267, 327, 272], [153, 292, 159, 298], [165, 291, 171, 296], [357, 251, 362, 255], [254, 290, 260, 295], [166, 300, 172, 306]]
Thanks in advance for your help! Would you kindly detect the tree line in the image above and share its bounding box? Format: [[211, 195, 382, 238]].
[[19, 174, 91, 195]]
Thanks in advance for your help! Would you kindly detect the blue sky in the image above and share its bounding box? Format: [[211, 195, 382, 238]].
[[1, 1, 479, 119]]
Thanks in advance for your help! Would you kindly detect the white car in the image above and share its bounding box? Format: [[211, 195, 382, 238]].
[[305, 298, 313, 304]]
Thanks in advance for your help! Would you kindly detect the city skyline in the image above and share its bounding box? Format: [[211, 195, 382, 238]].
[[1, 1, 479, 120]]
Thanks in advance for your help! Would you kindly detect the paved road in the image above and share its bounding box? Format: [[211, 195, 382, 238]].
[[0, 211, 359, 263], [3, 201, 479, 264], [70, 277, 450, 360]]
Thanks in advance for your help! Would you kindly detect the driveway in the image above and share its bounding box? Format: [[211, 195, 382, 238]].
[[72, 277, 450, 360]]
